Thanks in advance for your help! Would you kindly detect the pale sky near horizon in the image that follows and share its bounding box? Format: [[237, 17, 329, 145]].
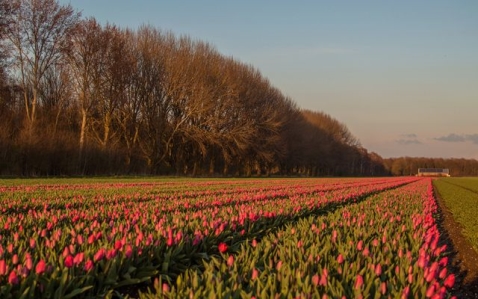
[[59, 0, 478, 159]]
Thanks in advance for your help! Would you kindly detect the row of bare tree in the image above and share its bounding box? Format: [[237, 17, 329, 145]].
[[0, 0, 389, 176]]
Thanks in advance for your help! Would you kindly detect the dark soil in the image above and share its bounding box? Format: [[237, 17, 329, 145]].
[[434, 186, 478, 298]]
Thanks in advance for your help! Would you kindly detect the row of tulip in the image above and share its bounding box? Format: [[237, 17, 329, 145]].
[[141, 178, 455, 298], [1, 177, 427, 298]]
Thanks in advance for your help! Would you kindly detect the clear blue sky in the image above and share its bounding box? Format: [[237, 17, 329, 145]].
[[60, 0, 478, 159]]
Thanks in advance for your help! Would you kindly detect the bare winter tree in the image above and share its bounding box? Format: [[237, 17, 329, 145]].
[[4, 0, 80, 133], [89, 25, 131, 150], [133, 27, 173, 173], [68, 18, 108, 164]]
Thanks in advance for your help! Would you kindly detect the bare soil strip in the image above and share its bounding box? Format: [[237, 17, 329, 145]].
[[434, 185, 478, 298]]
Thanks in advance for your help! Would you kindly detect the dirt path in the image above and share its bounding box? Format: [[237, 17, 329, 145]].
[[434, 186, 478, 298]]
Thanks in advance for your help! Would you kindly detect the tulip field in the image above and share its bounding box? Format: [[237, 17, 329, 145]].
[[0, 177, 457, 298]]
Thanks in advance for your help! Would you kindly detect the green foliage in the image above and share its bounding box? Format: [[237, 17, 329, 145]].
[[434, 178, 478, 251]]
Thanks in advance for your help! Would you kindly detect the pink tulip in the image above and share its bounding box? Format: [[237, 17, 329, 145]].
[[124, 244, 133, 258], [439, 268, 447, 279], [337, 254, 344, 264], [375, 264, 382, 276], [402, 285, 410, 298], [362, 247, 370, 257], [252, 268, 259, 280], [166, 237, 174, 247], [312, 274, 319, 286], [357, 240, 363, 251], [418, 255, 427, 268], [73, 252, 84, 265], [276, 260, 283, 270], [84, 260, 94, 272], [18, 265, 29, 278], [354, 274, 363, 289], [106, 249, 117, 260], [12, 254, 18, 265], [426, 284, 435, 297], [0, 259, 6, 276], [380, 282, 387, 295], [25, 257, 33, 270], [8, 270, 19, 285], [29, 238, 36, 249], [227, 255, 234, 267], [438, 257, 448, 267], [94, 248, 106, 262], [35, 260, 46, 274]]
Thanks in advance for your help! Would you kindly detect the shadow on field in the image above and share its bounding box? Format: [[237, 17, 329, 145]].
[[117, 182, 413, 298]]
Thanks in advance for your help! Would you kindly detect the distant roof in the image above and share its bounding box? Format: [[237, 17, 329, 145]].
[[418, 168, 449, 173]]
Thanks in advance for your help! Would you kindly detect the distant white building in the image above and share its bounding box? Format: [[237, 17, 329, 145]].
[[417, 168, 450, 177]]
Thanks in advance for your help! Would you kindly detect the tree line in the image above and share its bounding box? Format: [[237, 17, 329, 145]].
[[383, 157, 478, 177], [1, 0, 476, 178]]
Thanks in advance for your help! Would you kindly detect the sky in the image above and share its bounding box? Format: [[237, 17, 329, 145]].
[[59, 0, 478, 159]]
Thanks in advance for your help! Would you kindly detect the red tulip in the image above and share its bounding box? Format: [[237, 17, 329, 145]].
[[218, 242, 228, 253], [444, 274, 455, 288], [35, 260, 46, 274], [64, 255, 74, 268], [114, 240, 123, 250]]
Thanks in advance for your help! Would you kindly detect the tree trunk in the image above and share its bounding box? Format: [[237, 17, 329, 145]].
[[79, 108, 87, 162], [209, 155, 215, 176]]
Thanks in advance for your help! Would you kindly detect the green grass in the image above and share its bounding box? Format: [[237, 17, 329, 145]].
[[433, 177, 478, 252]]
